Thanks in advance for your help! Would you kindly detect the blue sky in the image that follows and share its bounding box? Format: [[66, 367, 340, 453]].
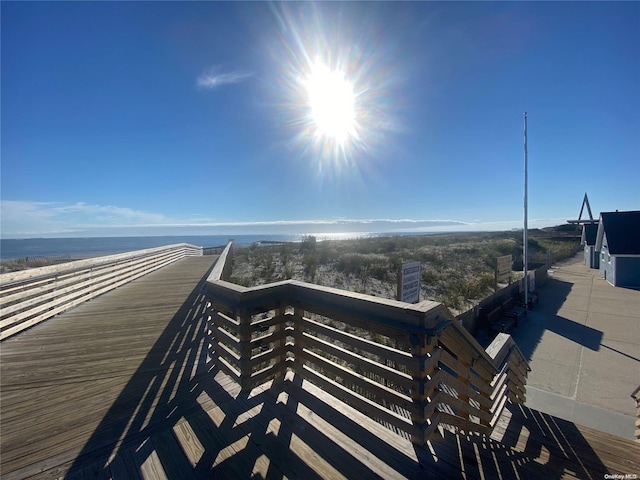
[[2, 1, 638, 238]]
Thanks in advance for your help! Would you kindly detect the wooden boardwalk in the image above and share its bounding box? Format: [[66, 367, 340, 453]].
[[1, 255, 639, 479]]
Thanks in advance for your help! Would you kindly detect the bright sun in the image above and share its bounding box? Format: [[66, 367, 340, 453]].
[[304, 60, 356, 143]]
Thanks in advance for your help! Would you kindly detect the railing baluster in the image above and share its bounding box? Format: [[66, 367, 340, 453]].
[[409, 332, 439, 445], [273, 307, 285, 378], [238, 308, 253, 391], [205, 240, 530, 445], [292, 307, 305, 376], [1, 244, 200, 341], [457, 357, 471, 421]]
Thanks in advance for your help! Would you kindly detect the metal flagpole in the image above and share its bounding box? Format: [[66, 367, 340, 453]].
[[523, 112, 528, 311]]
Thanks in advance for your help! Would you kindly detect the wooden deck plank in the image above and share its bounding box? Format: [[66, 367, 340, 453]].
[[227, 398, 349, 479], [150, 430, 197, 480], [3, 253, 640, 480], [0, 256, 217, 479]]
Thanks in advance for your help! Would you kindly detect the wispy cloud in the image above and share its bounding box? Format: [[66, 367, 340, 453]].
[[0, 201, 180, 237], [197, 66, 253, 89], [0, 200, 567, 238], [0, 200, 468, 238]]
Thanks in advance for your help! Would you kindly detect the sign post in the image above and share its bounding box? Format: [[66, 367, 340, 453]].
[[398, 262, 421, 304]]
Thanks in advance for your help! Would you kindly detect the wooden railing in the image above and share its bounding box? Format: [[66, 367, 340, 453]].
[[0, 243, 203, 341], [204, 241, 529, 446]]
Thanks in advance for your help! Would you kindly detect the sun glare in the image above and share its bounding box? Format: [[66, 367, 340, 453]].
[[304, 61, 356, 143], [265, 3, 402, 170]]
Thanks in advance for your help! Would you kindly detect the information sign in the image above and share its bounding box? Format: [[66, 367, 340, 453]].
[[399, 262, 421, 303], [496, 255, 513, 284]]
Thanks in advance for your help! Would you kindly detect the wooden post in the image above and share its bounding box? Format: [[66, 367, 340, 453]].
[[273, 306, 285, 378], [409, 332, 439, 446], [223, 241, 234, 281], [237, 308, 253, 391], [457, 358, 471, 421], [292, 307, 305, 378], [477, 368, 493, 428]]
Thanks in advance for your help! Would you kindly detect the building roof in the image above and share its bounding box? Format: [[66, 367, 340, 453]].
[[595, 211, 640, 255], [581, 223, 598, 246]]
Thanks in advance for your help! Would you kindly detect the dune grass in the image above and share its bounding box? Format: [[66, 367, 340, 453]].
[[230, 227, 580, 313]]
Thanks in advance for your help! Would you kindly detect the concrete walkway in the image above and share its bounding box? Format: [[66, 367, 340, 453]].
[[509, 254, 640, 440]]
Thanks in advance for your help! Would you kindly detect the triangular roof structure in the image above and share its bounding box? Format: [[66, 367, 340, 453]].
[[568, 193, 597, 224]]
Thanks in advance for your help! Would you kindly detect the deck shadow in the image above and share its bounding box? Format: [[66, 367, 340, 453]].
[[63, 260, 218, 478], [62, 258, 421, 479], [511, 277, 603, 363], [61, 257, 619, 479]]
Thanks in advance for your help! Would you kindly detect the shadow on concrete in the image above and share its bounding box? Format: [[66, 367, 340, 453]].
[[510, 277, 603, 363]]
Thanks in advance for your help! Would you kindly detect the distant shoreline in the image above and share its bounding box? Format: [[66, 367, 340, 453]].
[[0, 226, 579, 264], [0, 231, 457, 261]]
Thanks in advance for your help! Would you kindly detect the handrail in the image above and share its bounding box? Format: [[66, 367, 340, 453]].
[[204, 240, 529, 446], [0, 243, 203, 340]]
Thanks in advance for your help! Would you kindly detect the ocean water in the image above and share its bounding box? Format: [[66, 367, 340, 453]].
[[0, 232, 399, 261], [0, 231, 448, 261]]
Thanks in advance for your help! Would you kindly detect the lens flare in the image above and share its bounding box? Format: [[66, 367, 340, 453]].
[[263, 3, 402, 177]]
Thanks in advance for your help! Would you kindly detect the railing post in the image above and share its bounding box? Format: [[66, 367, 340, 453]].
[[410, 332, 439, 446], [292, 307, 305, 378], [458, 357, 471, 421], [274, 306, 286, 378], [237, 308, 253, 391], [223, 241, 234, 282], [477, 368, 493, 428]]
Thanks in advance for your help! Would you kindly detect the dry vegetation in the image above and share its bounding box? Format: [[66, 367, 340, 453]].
[[230, 227, 581, 314], [0, 256, 74, 274]]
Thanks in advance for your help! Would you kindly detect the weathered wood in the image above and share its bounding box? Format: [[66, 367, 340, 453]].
[[1, 260, 639, 480], [301, 331, 414, 390], [203, 239, 532, 444], [301, 316, 414, 367], [0, 244, 203, 341], [208, 336, 241, 368], [209, 324, 240, 350], [208, 309, 239, 331], [408, 330, 439, 446], [0, 255, 216, 479], [436, 388, 492, 423], [237, 309, 253, 391], [301, 348, 414, 410], [206, 241, 233, 282], [437, 411, 492, 436], [249, 311, 287, 332], [248, 345, 288, 373], [249, 326, 289, 349], [0, 243, 202, 285], [439, 348, 477, 384], [486, 333, 514, 368], [437, 368, 493, 410], [301, 365, 415, 435], [1, 252, 181, 327]]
